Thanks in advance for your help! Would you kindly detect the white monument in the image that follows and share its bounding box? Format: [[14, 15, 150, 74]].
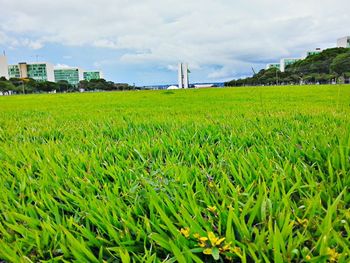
[[178, 63, 189, 89], [0, 53, 9, 79]]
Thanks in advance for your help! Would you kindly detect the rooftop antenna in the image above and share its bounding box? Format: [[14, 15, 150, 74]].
[[31, 54, 41, 62]]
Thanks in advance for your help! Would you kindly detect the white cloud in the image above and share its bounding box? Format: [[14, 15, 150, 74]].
[[0, 0, 349, 81], [22, 39, 43, 50], [208, 67, 238, 80], [0, 31, 43, 50], [166, 64, 178, 72]]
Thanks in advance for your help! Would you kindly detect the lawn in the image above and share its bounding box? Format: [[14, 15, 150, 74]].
[[0, 85, 349, 262]]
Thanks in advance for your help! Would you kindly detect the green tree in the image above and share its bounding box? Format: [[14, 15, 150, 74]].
[[330, 52, 350, 76], [36, 81, 58, 92], [78, 80, 89, 90], [57, 80, 73, 92], [0, 81, 16, 92]]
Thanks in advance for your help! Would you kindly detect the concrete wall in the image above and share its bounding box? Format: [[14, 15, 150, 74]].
[[45, 63, 55, 82], [19, 63, 28, 78], [78, 68, 84, 81], [182, 63, 189, 89], [337, 36, 350, 48]]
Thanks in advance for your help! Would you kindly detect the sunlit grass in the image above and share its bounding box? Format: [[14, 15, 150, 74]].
[[0, 85, 349, 262]]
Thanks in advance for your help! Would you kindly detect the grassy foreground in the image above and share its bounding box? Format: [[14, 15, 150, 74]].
[[0, 85, 349, 262]]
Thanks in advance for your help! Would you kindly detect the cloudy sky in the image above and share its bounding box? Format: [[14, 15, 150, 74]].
[[0, 0, 349, 85]]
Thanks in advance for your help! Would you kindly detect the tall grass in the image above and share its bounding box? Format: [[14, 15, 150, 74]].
[[0, 85, 349, 262]]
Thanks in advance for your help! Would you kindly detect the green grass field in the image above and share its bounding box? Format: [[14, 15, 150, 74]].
[[0, 85, 349, 262]]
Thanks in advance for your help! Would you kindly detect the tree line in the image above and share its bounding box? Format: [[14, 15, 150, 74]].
[[0, 78, 135, 94], [225, 48, 350, 86]]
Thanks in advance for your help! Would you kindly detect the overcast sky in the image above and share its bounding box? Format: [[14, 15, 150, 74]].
[[0, 0, 349, 85]]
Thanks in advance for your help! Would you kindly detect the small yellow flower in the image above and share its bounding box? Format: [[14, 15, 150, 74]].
[[207, 206, 217, 213], [203, 248, 212, 255], [305, 255, 311, 260], [221, 242, 232, 251], [209, 181, 215, 188], [199, 242, 206, 248], [207, 231, 226, 246], [199, 237, 208, 242], [327, 248, 340, 262], [180, 227, 190, 238], [193, 233, 200, 239], [216, 237, 225, 246], [208, 232, 218, 246]]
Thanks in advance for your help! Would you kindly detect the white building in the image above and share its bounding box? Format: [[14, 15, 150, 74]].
[[194, 84, 214, 88], [54, 67, 84, 86], [83, 71, 103, 81], [167, 85, 179, 90], [178, 63, 189, 89], [337, 36, 350, 48], [306, 48, 322, 57], [266, 63, 280, 70], [8, 62, 55, 82], [280, 58, 303, 72], [0, 55, 9, 79]]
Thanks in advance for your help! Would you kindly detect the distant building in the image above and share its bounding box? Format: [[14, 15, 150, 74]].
[[0, 55, 9, 79], [266, 63, 280, 70], [280, 58, 302, 72], [54, 67, 84, 86], [8, 62, 55, 81], [194, 84, 214, 88], [178, 63, 189, 89], [8, 64, 20, 78], [306, 48, 322, 57], [167, 85, 179, 90], [83, 71, 102, 81], [337, 36, 350, 48]]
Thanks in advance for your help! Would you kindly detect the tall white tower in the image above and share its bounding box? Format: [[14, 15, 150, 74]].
[[178, 63, 183, 88], [0, 53, 9, 79], [178, 62, 189, 89]]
